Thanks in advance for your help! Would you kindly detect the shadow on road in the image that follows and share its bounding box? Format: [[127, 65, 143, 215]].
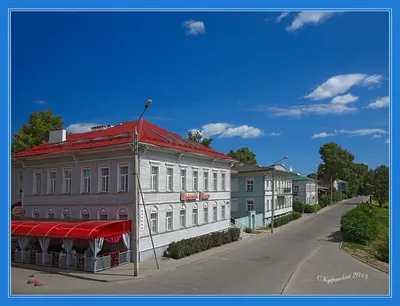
[[326, 230, 342, 244]]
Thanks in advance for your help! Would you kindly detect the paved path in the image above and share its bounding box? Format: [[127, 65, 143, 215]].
[[12, 197, 389, 295]]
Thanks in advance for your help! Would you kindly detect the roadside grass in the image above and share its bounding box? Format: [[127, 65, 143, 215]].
[[341, 204, 389, 273]]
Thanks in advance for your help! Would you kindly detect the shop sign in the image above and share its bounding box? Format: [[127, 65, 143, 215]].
[[181, 192, 198, 201]]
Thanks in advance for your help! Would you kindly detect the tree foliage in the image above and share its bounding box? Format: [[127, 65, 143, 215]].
[[307, 173, 317, 180], [317, 142, 355, 186], [187, 130, 213, 148], [227, 147, 258, 165], [371, 165, 389, 207], [11, 110, 64, 154]]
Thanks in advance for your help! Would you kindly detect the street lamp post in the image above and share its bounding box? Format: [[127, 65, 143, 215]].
[[132, 99, 152, 277], [269, 156, 289, 234]]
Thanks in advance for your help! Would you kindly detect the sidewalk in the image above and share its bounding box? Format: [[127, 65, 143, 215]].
[[12, 203, 340, 284]]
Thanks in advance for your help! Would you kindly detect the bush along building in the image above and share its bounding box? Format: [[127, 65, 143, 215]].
[[11, 120, 236, 271], [230, 164, 294, 230], [292, 175, 318, 205]]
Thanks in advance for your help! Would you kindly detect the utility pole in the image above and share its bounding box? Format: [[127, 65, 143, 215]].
[[132, 99, 152, 277]]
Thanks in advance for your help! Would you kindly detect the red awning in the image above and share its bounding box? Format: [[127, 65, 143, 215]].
[[11, 219, 131, 239]]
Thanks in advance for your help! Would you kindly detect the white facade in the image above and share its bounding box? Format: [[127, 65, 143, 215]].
[[263, 174, 293, 223], [292, 179, 318, 205], [12, 145, 232, 260]]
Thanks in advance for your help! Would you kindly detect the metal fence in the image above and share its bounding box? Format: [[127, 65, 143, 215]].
[[95, 254, 111, 272], [119, 250, 131, 265]]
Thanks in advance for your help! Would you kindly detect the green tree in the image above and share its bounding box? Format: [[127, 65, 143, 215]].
[[307, 173, 317, 180], [187, 130, 213, 148], [11, 110, 64, 154], [317, 142, 355, 186], [227, 147, 258, 165], [371, 165, 389, 207]]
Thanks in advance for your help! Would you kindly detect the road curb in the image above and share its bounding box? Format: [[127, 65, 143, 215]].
[[339, 242, 389, 275]]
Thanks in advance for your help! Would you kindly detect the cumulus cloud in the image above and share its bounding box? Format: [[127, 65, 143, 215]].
[[367, 96, 390, 109], [311, 132, 334, 139], [311, 128, 388, 140], [190, 122, 267, 139], [331, 93, 359, 105], [66, 123, 103, 134], [276, 12, 290, 22], [361, 74, 384, 88], [182, 19, 206, 36], [286, 11, 337, 32]]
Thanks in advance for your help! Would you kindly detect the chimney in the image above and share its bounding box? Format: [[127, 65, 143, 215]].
[[49, 129, 67, 144]]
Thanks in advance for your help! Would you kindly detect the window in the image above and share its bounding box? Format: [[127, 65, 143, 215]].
[[166, 168, 173, 192], [204, 171, 209, 191], [213, 172, 218, 191], [192, 204, 198, 225], [246, 179, 254, 192], [266, 199, 270, 212], [118, 208, 128, 220], [47, 208, 55, 219], [98, 208, 108, 220], [213, 203, 217, 221], [119, 165, 129, 192], [81, 208, 90, 220], [221, 203, 226, 220], [150, 207, 158, 233], [82, 168, 91, 193], [180, 169, 187, 191], [33, 172, 42, 195], [246, 199, 254, 211], [166, 206, 173, 231], [193, 170, 198, 191], [293, 185, 299, 195], [203, 203, 209, 223], [48, 170, 56, 194], [33, 207, 40, 219], [99, 167, 110, 193], [150, 166, 159, 191], [180, 205, 186, 228], [62, 208, 71, 219], [221, 173, 226, 191], [63, 169, 72, 194]]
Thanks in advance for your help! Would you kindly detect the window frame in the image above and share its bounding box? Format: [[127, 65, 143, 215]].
[[47, 208, 55, 219], [212, 202, 218, 222], [180, 204, 186, 228], [221, 172, 226, 191], [118, 208, 129, 220], [166, 167, 174, 192], [80, 207, 90, 220], [33, 170, 42, 195], [81, 166, 92, 194], [33, 207, 40, 219], [118, 163, 129, 192], [203, 170, 209, 191], [47, 169, 57, 195], [62, 208, 71, 219], [203, 203, 209, 223], [213, 172, 218, 191], [246, 199, 254, 211], [98, 207, 109, 220], [62, 167, 72, 195], [246, 178, 254, 192], [150, 166, 159, 192], [150, 207, 158, 234], [221, 203, 226, 220], [192, 203, 198, 226], [98, 165, 110, 193], [180, 168, 187, 191], [166, 205, 173, 231]]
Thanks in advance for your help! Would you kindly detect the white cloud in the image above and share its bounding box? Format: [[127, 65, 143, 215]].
[[335, 128, 389, 136], [311, 132, 334, 139], [367, 96, 389, 109], [34, 100, 47, 105], [182, 19, 205, 36], [331, 93, 359, 105], [311, 128, 388, 139], [305, 74, 368, 100], [361, 74, 384, 88], [191, 122, 265, 139], [385, 138, 390, 144], [276, 12, 290, 22], [66, 123, 103, 134], [268, 131, 283, 137], [256, 102, 357, 117], [286, 11, 336, 32]]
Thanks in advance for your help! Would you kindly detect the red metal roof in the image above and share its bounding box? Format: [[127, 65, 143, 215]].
[[12, 120, 235, 161], [11, 219, 131, 239]]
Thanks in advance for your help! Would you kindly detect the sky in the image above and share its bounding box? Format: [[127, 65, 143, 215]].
[[11, 11, 390, 175]]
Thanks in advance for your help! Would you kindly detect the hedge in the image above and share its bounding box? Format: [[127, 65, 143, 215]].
[[272, 211, 302, 227], [376, 234, 389, 263], [304, 204, 322, 213], [293, 201, 304, 213], [163, 227, 241, 259], [340, 205, 378, 245]]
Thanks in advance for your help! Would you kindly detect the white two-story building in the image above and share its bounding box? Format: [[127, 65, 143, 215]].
[[11, 120, 235, 260], [292, 175, 318, 205]]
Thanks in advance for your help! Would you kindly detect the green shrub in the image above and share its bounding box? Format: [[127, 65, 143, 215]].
[[244, 227, 254, 234], [376, 234, 389, 263], [273, 212, 301, 228], [303, 204, 314, 213], [164, 228, 241, 259], [293, 201, 304, 213], [319, 197, 329, 207], [340, 206, 378, 245]]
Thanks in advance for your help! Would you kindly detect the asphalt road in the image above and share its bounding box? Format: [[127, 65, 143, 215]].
[[12, 196, 389, 295]]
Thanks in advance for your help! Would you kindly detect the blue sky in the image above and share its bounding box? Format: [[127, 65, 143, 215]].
[[11, 11, 389, 175]]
